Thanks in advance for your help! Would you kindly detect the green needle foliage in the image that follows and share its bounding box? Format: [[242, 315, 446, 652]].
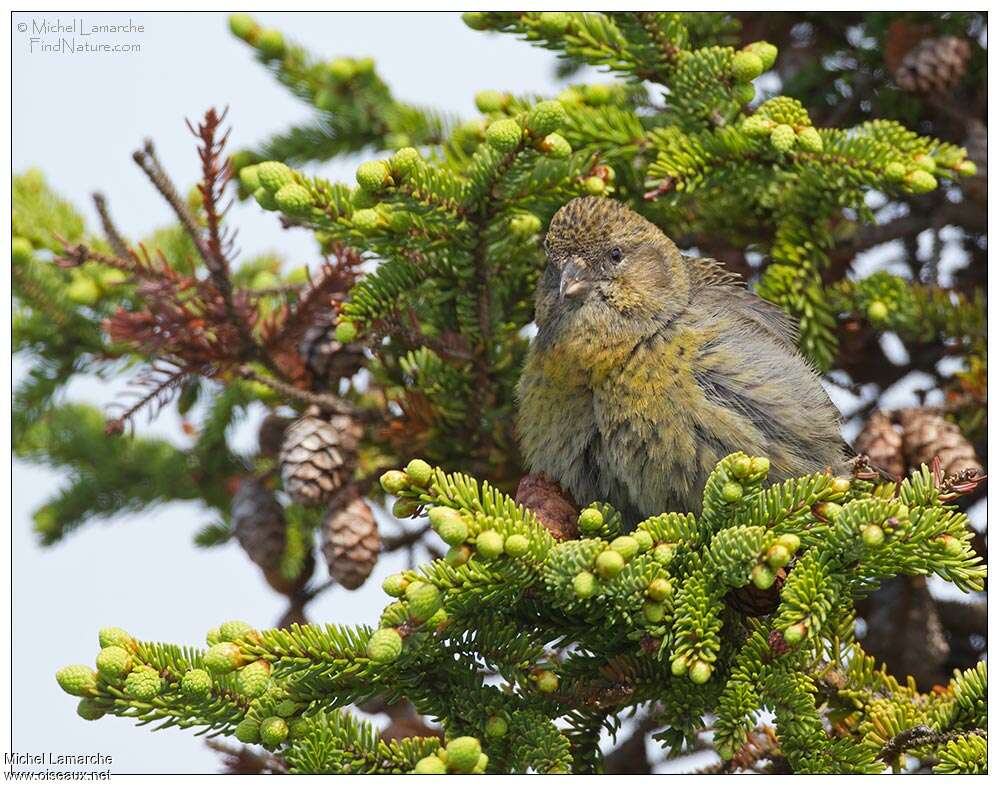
[[58, 456, 985, 773]]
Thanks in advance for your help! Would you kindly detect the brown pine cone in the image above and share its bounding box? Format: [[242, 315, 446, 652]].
[[258, 412, 293, 458], [299, 312, 366, 391], [516, 473, 579, 541], [320, 486, 380, 590], [855, 410, 905, 479], [898, 408, 982, 477], [280, 412, 362, 506], [894, 35, 972, 94], [232, 477, 313, 596]]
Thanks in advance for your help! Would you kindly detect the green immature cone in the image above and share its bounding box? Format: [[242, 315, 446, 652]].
[[380, 470, 408, 495], [333, 320, 358, 343], [219, 620, 254, 642], [770, 124, 796, 152], [430, 507, 468, 546], [938, 535, 964, 557], [56, 665, 97, 697], [731, 51, 764, 83], [235, 660, 271, 699], [228, 13, 257, 40], [382, 573, 410, 598], [256, 29, 285, 60], [259, 717, 289, 748], [862, 524, 885, 547], [274, 184, 314, 215], [577, 507, 603, 534], [647, 577, 671, 601], [504, 534, 530, 557], [485, 118, 522, 152], [670, 655, 688, 677], [742, 115, 773, 137], [474, 90, 507, 113], [643, 602, 666, 624], [234, 719, 260, 744], [884, 161, 907, 180], [540, 132, 572, 159], [633, 530, 653, 552], [256, 161, 294, 192], [595, 549, 625, 579], [526, 100, 569, 137], [610, 535, 639, 561], [238, 164, 261, 192], [746, 40, 778, 69], [510, 213, 543, 237], [485, 716, 508, 738], [405, 458, 433, 486], [535, 671, 559, 693], [446, 737, 482, 774], [721, 481, 743, 503], [446, 545, 471, 567], [797, 126, 823, 153], [777, 533, 801, 553], [867, 301, 889, 323], [688, 660, 713, 684], [582, 176, 606, 195], [356, 160, 391, 192], [573, 570, 597, 599], [390, 146, 422, 178], [124, 666, 162, 700], [537, 11, 571, 35], [204, 642, 243, 675], [76, 699, 106, 721], [732, 83, 756, 105], [95, 646, 132, 679], [476, 530, 505, 559], [751, 563, 776, 590], [906, 170, 938, 194], [783, 622, 808, 645], [180, 669, 212, 699], [367, 628, 403, 664], [406, 581, 442, 622], [414, 756, 448, 775], [766, 544, 791, 570], [392, 498, 421, 518], [327, 57, 356, 82]]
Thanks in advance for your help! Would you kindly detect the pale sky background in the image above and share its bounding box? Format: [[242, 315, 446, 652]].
[[11, 10, 982, 775]]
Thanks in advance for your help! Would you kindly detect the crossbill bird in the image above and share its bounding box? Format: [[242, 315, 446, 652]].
[[517, 197, 844, 523]]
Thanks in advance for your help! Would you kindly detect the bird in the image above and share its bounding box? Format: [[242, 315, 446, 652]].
[[516, 196, 845, 523]]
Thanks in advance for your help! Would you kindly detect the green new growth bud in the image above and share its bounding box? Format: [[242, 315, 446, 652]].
[[473, 754, 489, 774], [572, 570, 597, 599], [746, 41, 778, 70], [390, 147, 421, 179], [558, 86, 583, 106], [485, 118, 522, 152], [906, 170, 938, 193], [632, 530, 654, 552], [445, 545, 472, 567], [228, 13, 257, 40], [274, 184, 314, 215], [537, 11, 571, 36], [721, 481, 743, 503], [205, 627, 221, 646], [731, 455, 753, 478], [334, 319, 358, 343], [938, 534, 963, 557], [256, 29, 285, 60], [535, 671, 559, 693], [913, 154, 936, 174], [526, 100, 568, 137], [582, 176, 606, 195], [476, 530, 506, 559], [777, 533, 801, 553], [405, 458, 434, 486], [351, 186, 378, 209], [56, 665, 97, 697], [327, 57, 355, 82], [688, 660, 713, 684], [352, 208, 381, 231], [356, 160, 391, 192], [643, 602, 666, 624], [96, 646, 132, 679], [235, 660, 271, 698], [124, 666, 162, 700], [11, 236, 33, 264], [653, 543, 674, 564], [204, 642, 243, 675], [414, 755, 448, 775], [670, 655, 688, 677], [446, 736, 482, 773], [770, 124, 796, 152], [379, 469, 408, 495], [432, 512, 468, 547], [595, 549, 625, 579], [866, 301, 889, 323], [288, 718, 310, 739], [742, 115, 773, 137], [884, 161, 907, 180], [510, 213, 543, 237], [475, 90, 507, 113], [392, 498, 421, 518], [610, 536, 639, 561], [76, 699, 106, 721], [426, 608, 449, 628], [647, 578, 671, 602], [766, 544, 791, 570], [957, 160, 978, 176], [406, 581, 442, 622], [462, 12, 490, 30], [797, 126, 823, 153], [583, 83, 612, 105], [276, 699, 300, 718], [577, 507, 603, 533], [367, 628, 404, 664], [256, 161, 294, 192], [731, 51, 764, 83], [259, 716, 289, 748], [815, 502, 844, 520], [219, 620, 254, 642], [67, 276, 100, 306], [238, 164, 261, 192], [504, 534, 530, 557], [181, 668, 212, 699], [751, 563, 776, 589], [485, 715, 508, 738], [732, 83, 756, 105], [783, 622, 807, 645], [98, 627, 135, 651], [540, 132, 572, 159], [234, 718, 260, 744], [253, 187, 277, 210]]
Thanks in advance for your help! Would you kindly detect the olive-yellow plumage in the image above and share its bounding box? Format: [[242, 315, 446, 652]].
[[517, 197, 844, 522]]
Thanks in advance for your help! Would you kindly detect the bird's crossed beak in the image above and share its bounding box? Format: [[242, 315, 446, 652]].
[[558, 259, 591, 302]]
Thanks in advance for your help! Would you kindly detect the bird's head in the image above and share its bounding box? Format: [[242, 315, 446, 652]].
[[537, 197, 690, 334]]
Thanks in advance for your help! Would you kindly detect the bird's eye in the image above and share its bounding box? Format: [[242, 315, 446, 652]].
[[609, 247, 622, 264]]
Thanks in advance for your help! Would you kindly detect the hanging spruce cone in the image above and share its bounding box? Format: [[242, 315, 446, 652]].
[[855, 410, 905, 479], [232, 477, 313, 596], [299, 312, 366, 391], [898, 408, 982, 477], [894, 36, 972, 94], [320, 486, 380, 590], [279, 412, 362, 506]]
